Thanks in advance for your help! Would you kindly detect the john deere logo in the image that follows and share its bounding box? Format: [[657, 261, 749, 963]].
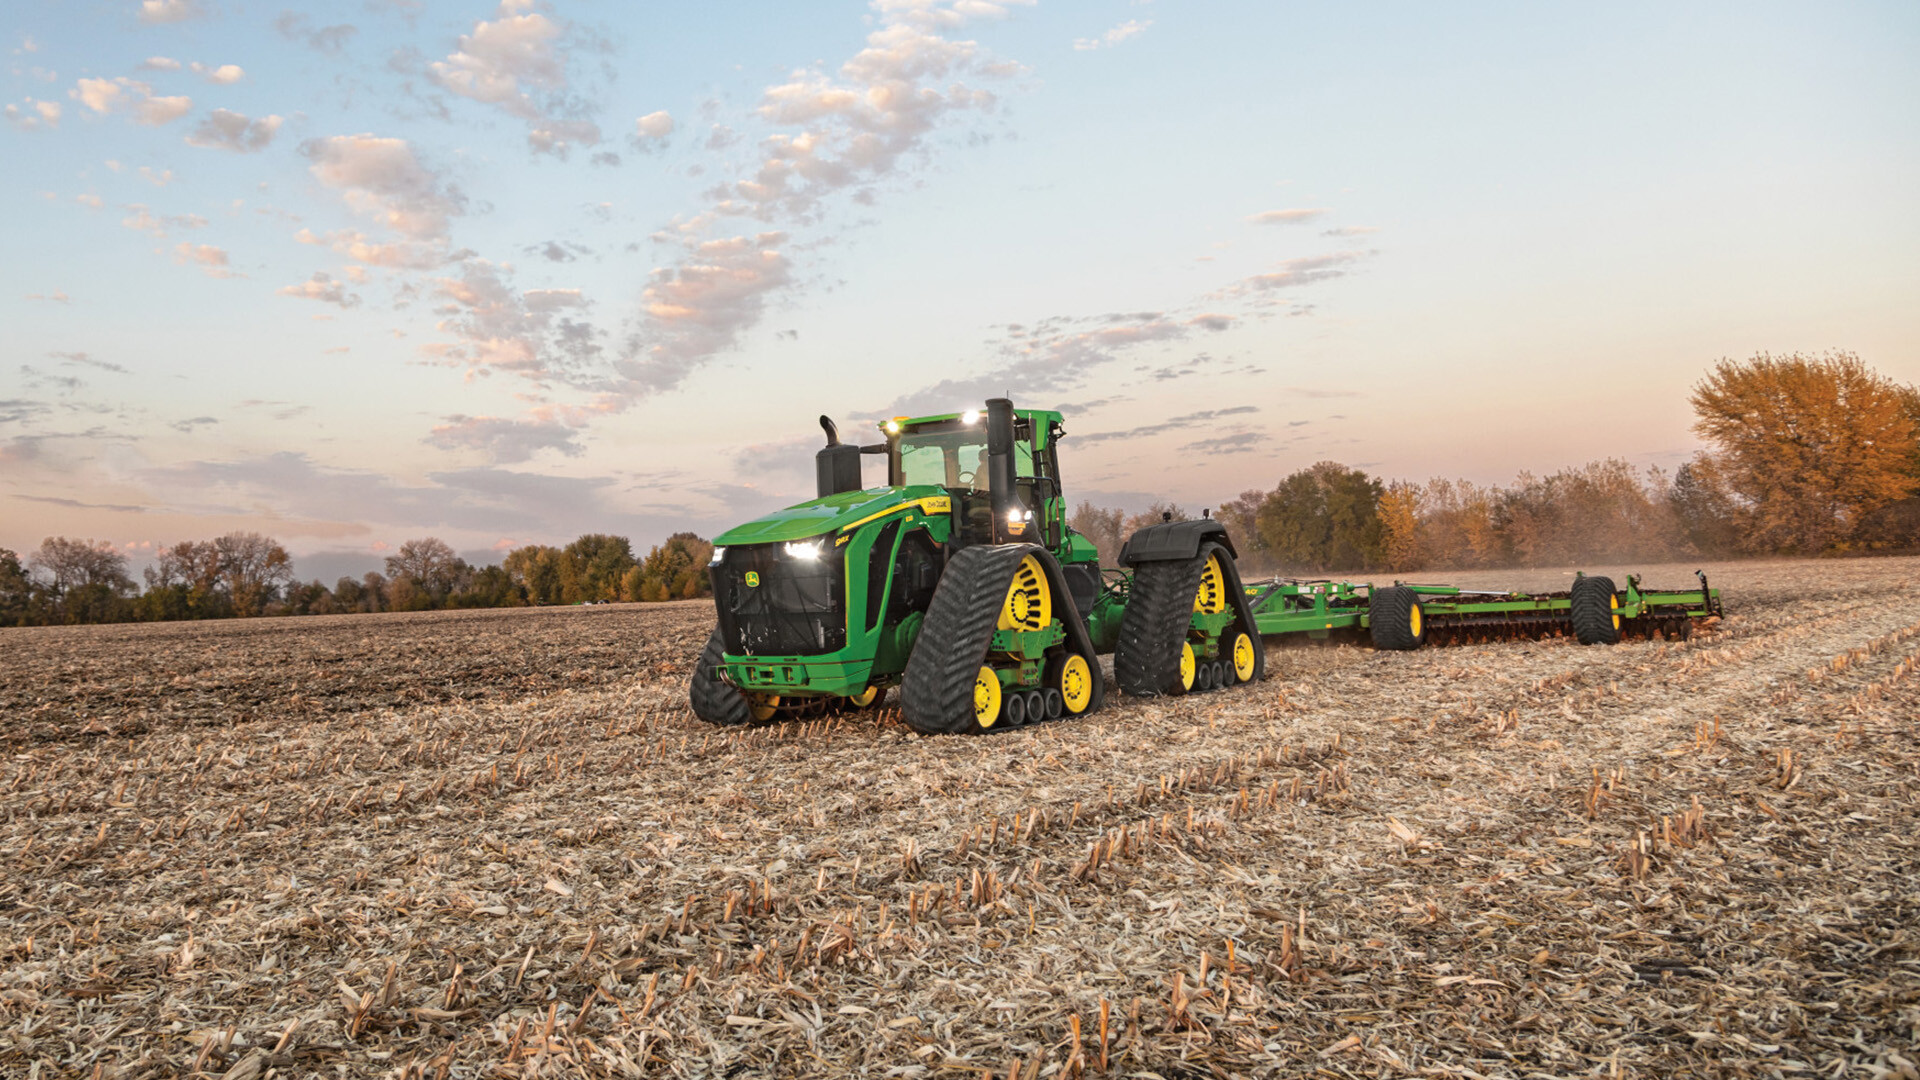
[[744, 571, 760, 587]]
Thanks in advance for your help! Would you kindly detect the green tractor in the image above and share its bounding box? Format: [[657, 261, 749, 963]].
[[690, 398, 1267, 734]]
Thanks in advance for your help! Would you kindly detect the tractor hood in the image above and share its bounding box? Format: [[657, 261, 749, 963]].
[[713, 485, 947, 546]]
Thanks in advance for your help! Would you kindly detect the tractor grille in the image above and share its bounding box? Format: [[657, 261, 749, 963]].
[[711, 542, 847, 657]]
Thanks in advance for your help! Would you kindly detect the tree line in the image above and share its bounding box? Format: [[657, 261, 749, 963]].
[[0, 531, 715, 628], [1069, 351, 1920, 574], [7, 351, 1912, 625]]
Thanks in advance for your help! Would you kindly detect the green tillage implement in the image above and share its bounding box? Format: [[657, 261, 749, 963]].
[[1244, 571, 1724, 649]]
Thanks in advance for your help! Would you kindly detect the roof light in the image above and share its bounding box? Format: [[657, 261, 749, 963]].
[[884, 420, 902, 435], [961, 409, 980, 424], [784, 539, 822, 560], [709, 546, 726, 566]]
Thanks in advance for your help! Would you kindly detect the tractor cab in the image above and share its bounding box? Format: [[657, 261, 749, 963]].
[[879, 408, 1067, 552]]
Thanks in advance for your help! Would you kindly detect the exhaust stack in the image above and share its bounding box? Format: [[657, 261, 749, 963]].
[[984, 397, 1030, 543], [815, 415, 862, 498]]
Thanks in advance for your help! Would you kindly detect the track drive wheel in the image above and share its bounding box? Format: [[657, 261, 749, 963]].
[[690, 627, 754, 726], [1571, 575, 1622, 645], [1369, 586, 1427, 651]]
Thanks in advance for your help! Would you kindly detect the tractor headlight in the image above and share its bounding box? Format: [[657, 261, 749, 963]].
[[961, 409, 980, 424], [1006, 508, 1033, 527], [709, 546, 725, 566], [784, 539, 823, 560]]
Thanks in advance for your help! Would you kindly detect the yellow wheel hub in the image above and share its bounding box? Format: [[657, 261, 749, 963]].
[[1193, 555, 1228, 614], [1178, 641, 1196, 691], [1610, 593, 1620, 631], [848, 685, 879, 708], [1409, 604, 1422, 638], [974, 666, 1002, 727], [998, 555, 1052, 632], [748, 693, 781, 722], [1231, 632, 1256, 682], [1058, 654, 1093, 714]]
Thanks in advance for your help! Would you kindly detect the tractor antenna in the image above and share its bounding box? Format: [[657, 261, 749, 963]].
[[1202, 508, 1211, 518], [1162, 511, 1173, 523]]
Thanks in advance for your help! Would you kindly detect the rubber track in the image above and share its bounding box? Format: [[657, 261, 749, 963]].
[[689, 627, 753, 726], [1570, 575, 1622, 646], [900, 545, 1027, 734], [1114, 550, 1208, 696]]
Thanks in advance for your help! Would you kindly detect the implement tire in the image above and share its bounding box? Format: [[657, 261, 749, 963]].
[[901, 545, 1029, 735], [1571, 575, 1622, 645], [690, 627, 754, 726], [1369, 586, 1427, 651]]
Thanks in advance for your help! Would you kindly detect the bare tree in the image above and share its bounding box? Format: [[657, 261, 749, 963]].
[[212, 532, 294, 617], [385, 537, 465, 598], [30, 537, 133, 594]]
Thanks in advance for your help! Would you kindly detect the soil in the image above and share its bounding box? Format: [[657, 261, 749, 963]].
[[2, 556, 1916, 1079]]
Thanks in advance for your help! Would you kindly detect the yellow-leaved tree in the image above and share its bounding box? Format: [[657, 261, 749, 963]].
[[1691, 351, 1918, 552]]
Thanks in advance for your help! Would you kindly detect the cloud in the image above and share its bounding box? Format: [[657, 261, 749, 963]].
[[72, 77, 133, 114], [421, 260, 605, 385], [76, 193, 104, 208], [529, 239, 587, 262], [1179, 431, 1266, 455], [1073, 18, 1151, 51], [69, 77, 191, 125], [720, 8, 1017, 224], [1247, 208, 1329, 225], [614, 1, 1022, 402], [139, 56, 181, 70], [136, 95, 193, 125], [138, 0, 203, 24], [51, 351, 129, 374], [173, 242, 236, 277], [1186, 313, 1237, 331], [1076, 406, 1260, 445], [301, 134, 463, 240], [632, 109, 673, 147], [119, 204, 208, 238], [295, 227, 444, 271], [24, 290, 72, 303], [426, 414, 585, 464], [1284, 386, 1362, 399], [617, 233, 792, 394], [139, 166, 176, 186], [1321, 225, 1379, 237], [190, 62, 245, 84], [277, 271, 361, 308], [876, 311, 1189, 418], [4, 98, 61, 130], [172, 416, 218, 433], [12, 493, 147, 513], [275, 13, 357, 53], [140, 451, 666, 541], [1220, 250, 1372, 295], [1, 399, 53, 425], [429, 0, 601, 158], [186, 108, 282, 151]]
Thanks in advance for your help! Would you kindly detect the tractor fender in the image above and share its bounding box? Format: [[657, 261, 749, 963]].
[[1206, 539, 1267, 684], [1119, 518, 1237, 566]]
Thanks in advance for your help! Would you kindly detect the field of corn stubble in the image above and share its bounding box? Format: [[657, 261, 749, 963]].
[[2, 556, 1917, 1080]]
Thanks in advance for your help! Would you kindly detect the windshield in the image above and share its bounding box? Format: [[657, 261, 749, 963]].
[[892, 419, 1032, 488]]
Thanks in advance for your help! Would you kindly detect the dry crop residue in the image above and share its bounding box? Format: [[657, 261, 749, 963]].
[[2, 559, 1917, 1079]]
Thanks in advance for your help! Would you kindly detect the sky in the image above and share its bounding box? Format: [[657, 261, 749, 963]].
[[5, 0, 1918, 582]]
